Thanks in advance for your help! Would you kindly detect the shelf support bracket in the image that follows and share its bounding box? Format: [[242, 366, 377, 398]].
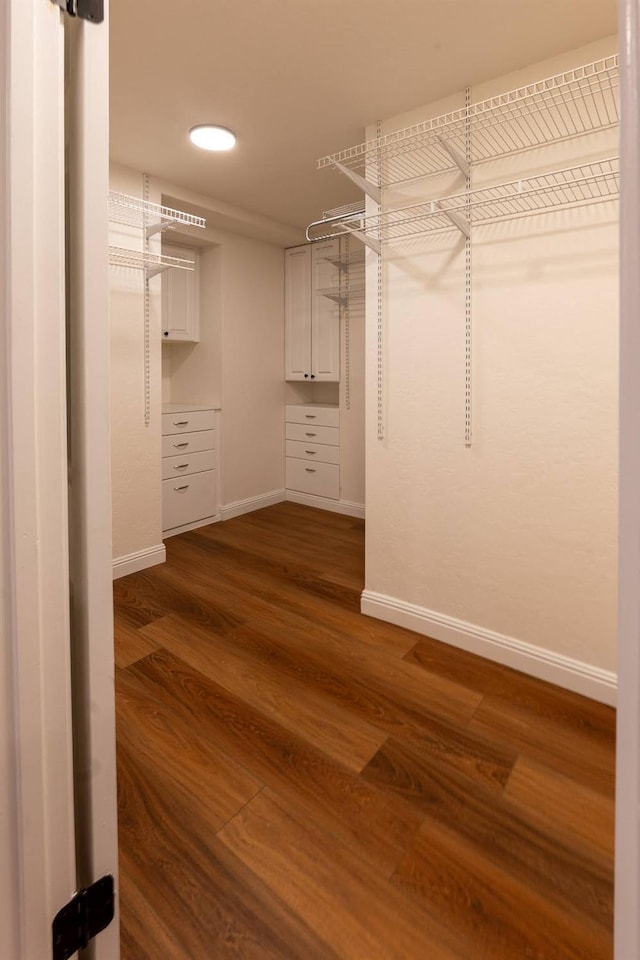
[[145, 265, 169, 280], [334, 162, 381, 204], [436, 136, 470, 178], [435, 202, 470, 239], [337, 225, 381, 256], [145, 221, 176, 240]]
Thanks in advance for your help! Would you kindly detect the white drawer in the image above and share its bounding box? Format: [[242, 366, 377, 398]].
[[286, 457, 339, 500], [162, 469, 216, 531], [286, 423, 339, 446], [162, 409, 215, 436], [286, 405, 339, 428], [161, 450, 215, 480], [161, 429, 215, 457], [285, 440, 340, 465]]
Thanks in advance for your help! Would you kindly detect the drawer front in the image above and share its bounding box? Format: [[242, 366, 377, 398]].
[[286, 423, 339, 446], [285, 405, 339, 428], [286, 457, 339, 500], [161, 450, 215, 480], [285, 439, 340, 465], [162, 409, 215, 435], [162, 469, 216, 531], [161, 429, 215, 457]]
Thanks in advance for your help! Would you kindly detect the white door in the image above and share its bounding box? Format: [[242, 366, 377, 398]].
[[1, 2, 119, 959], [311, 239, 341, 382], [285, 245, 312, 380]]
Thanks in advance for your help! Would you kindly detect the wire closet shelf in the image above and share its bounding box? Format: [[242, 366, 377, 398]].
[[108, 246, 197, 276], [317, 55, 619, 187], [319, 158, 619, 244], [108, 192, 206, 233]]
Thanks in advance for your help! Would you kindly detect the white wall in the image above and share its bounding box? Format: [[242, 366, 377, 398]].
[[363, 36, 618, 702], [109, 162, 164, 565]]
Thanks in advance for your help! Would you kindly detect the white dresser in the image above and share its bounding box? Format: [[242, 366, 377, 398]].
[[161, 403, 218, 536], [285, 404, 340, 500]]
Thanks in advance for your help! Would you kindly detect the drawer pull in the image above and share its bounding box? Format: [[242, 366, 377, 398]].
[[173, 463, 189, 470], [305, 432, 316, 437], [174, 484, 190, 491], [173, 441, 189, 448], [305, 414, 317, 419], [305, 468, 316, 473], [173, 420, 189, 426], [304, 450, 317, 455]]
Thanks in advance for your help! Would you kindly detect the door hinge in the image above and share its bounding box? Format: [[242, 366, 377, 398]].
[[51, 0, 104, 24], [52, 875, 115, 960]]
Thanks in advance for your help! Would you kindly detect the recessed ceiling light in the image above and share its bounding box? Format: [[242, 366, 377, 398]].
[[189, 125, 236, 152]]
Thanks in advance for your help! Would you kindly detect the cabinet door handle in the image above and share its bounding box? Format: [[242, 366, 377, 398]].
[[305, 414, 317, 419], [305, 468, 316, 473], [305, 432, 316, 437], [173, 441, 189, 448], [173, 463, 189, 470], [174, 484, 190, 491], [304, 450, 316, 455], [173, 420, 189, 426]]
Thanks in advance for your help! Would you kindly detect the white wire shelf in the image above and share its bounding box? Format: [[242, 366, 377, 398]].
[[318, 55, 619, 187], [323, 158, 619, 245], [316, 283, 366, 304], [108, 246, 196, 278], [109, 192, 206, 237]]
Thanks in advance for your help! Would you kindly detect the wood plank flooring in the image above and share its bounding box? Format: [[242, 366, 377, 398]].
[[114, 501, 615, 960]]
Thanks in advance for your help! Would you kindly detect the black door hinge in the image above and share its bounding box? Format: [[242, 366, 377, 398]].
[[51, 0, 104, 24], [52, 875, 115, 960]]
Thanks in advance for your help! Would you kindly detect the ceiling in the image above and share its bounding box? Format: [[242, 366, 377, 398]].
[[109, 0, 617, 234]]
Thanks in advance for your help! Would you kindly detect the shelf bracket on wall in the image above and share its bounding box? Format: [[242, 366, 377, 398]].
[[436, 136, 470, 178], [334, 161, 381, 204], [339, 225, 381, 256], [434, 201, 470, 238]]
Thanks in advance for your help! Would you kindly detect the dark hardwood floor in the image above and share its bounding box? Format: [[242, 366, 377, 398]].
[[113, 502, 615, 960]]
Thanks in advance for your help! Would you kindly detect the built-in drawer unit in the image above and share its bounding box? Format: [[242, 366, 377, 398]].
[[161, 449, 215, 481], [162, 470, 217, 533], [285, 458, 340, 500], [285, 440, 340, 464], [161, 404, 218, 535], [285, 422, 339, 446], [286, 404, 340, 428], [161, 429, 215, 458], [161, 408, 215, 436], [285, 404, 340, 501]]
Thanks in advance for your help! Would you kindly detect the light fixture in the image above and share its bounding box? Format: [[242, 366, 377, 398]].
[[189, 125, 236, 152]]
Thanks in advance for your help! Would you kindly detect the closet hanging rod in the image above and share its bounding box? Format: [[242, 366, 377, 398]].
[[329, 157, 619, 244]]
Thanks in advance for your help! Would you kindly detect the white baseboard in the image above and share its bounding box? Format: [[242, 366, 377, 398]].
[[361, 589, 617, 706], [220, 489, 287, 521], [112, 543, 166, 580], [286, 490, 365, 519], [162, 514, 220, 538]]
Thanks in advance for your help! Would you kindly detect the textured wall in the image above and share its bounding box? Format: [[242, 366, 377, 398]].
[[365, 36, 619, 678]]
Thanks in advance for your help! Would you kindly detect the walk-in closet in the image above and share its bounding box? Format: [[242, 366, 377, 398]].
[[106, 3, 621, 958]]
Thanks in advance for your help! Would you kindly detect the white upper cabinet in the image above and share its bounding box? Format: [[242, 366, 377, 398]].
[[162, 243, 200, 342], [285, 245, 312, 379], [285, 240, 340, 382]]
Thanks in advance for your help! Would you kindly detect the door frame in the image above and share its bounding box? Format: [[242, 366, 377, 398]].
[[2, 1, 77, 957], [615, 1, 640, 958], [1, 1, 119, 958]]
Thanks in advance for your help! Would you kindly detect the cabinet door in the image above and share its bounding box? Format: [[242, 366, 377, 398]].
[[161, 243, 199, 342], [311, 239, 340, 382], [285, 245, 312, 380]]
